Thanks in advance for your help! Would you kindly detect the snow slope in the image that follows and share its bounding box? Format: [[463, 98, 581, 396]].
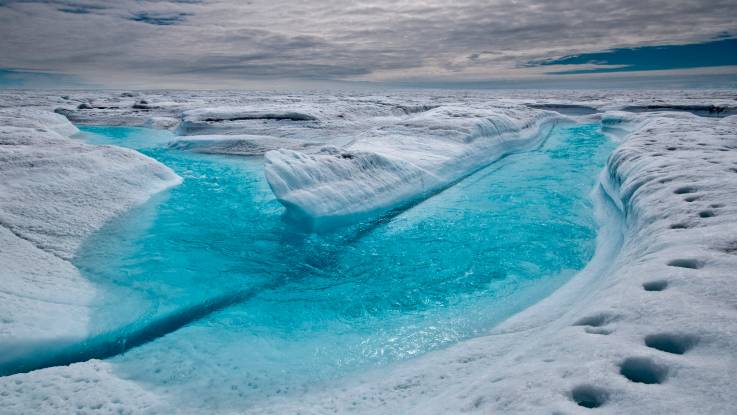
[[176, 106, 318, 136], [264, 106, 561, 229], [0, 109, 181, 371]]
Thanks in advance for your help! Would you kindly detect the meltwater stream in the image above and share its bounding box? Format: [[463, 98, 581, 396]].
[[71, 123, 613, 409]]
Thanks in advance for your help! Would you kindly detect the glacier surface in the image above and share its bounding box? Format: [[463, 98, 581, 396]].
[[0, 89, 735, 414], [247, 111, 737, 414]]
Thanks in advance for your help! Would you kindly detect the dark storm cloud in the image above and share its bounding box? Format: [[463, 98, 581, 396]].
[[0, 0, 735, 87]]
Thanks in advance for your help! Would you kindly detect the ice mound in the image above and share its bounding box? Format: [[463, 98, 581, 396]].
[[0, 109, 181, 359], [622, 103, 736, 117], [0, 108, 79, 137], [265, 106, 561, 229], [0, 110, 181, 259], [168, 133, 321, 155], [0, 360, 165, 414], [177, 106, 318, 136], [526, 102, 599, 115], [143, 116, 179, 130]]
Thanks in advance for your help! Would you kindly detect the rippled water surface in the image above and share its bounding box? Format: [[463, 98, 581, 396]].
[[75, 123, 614, 408]]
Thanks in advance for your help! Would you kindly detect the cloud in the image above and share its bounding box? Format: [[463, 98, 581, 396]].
[[0, 0, 735, 87], [129, 11, 191, 25]]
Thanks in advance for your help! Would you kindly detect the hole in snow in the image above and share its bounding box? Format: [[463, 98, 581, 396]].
[[674, 186, 697, 194], [670, 223, 689, 229], [643, 280, 668, 291], [709, 203, 724, 208], [645, 333, 699, 355], [699, 210, 715, 218], [619, 357, 668, 384], [571, 384, 609, 409], [574, 313, 618, 327], [667, 258, 704, 269], [684, 196, 700, 202], [585, 327, 612, 335], [720, 241, 737, 254]]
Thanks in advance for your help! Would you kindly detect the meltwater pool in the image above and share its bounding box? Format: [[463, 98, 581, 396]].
[[68, 123, 614, 409]]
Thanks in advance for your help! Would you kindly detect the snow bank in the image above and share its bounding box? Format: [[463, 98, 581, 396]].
[[0, 360, 165, 414], [265, 106, 561, 230], [526, 102, 599, 115], [177, 106, 318, 136], [168, 133, 321, 156], [143, 116, 179, 130], [0, 109, 181, 364], [250, 112, 737, 414]]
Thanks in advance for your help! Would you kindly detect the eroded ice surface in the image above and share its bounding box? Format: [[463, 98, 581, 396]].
[[22, 122, 608, 412], [1, 90, 736, 415], [250, 112, 737, 415], [0, 109, 180, 365], [265, 107, 561, 229]]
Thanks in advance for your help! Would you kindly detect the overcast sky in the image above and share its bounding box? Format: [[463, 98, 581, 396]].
[[0, 0, 735, 88]]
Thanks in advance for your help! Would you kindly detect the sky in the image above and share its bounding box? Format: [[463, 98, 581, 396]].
[[0, 0, 736, 89]]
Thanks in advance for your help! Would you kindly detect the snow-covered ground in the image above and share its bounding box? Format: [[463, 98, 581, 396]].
[[0, 108, 180, 375], [0, 89, 735, 414]]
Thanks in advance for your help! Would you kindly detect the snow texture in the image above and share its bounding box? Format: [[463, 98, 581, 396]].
[[0, 108, 181, 370], [0, 90, 736, 414], [168, 134, 321, 155], [176, 106, 318, 136]]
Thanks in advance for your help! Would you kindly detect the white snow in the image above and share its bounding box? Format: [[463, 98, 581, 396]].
[[0, 360, 165, 414], [143, 116, 179, 130], [176, 106, 319, 136], [0, 108, 181, 371], [264, 106, 561, 229], [168, 133, 321, 155], [0, 90, 735, 414]]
